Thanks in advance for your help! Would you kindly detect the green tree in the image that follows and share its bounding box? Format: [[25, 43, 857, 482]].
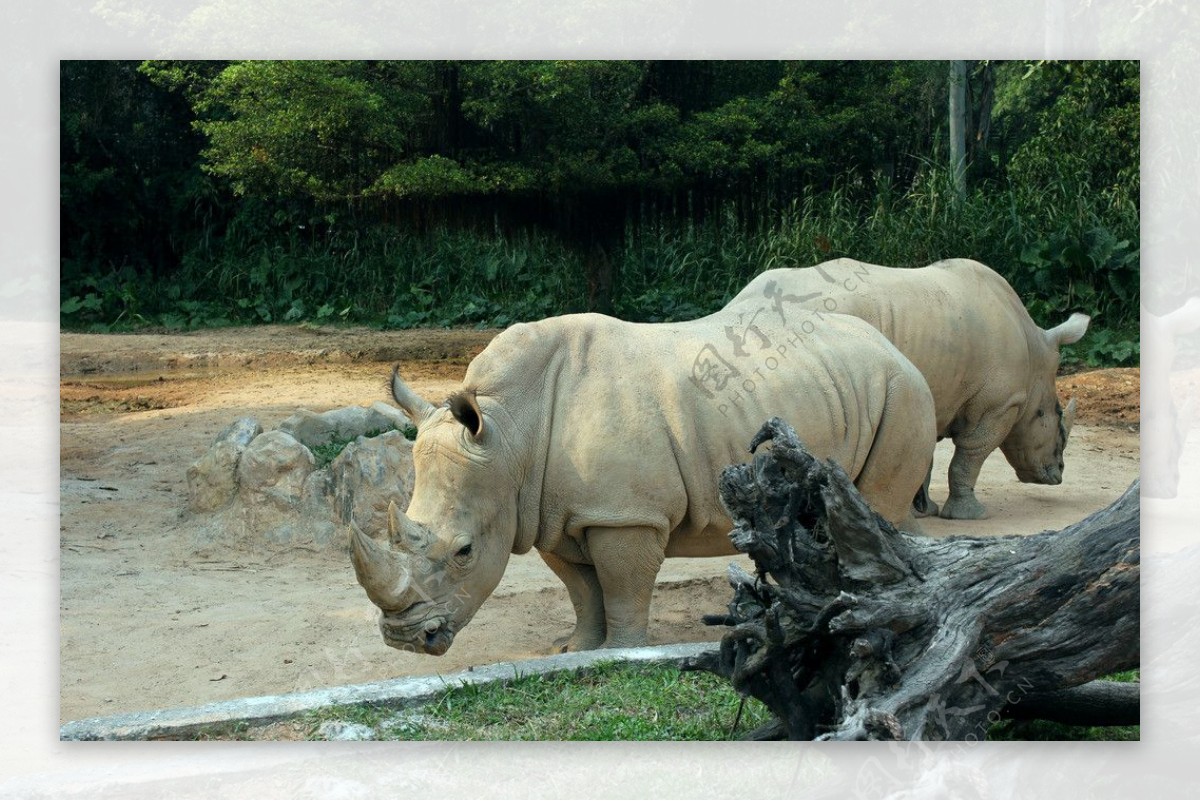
[[190, 60, 439, 202], [61, 60, 217, 322]]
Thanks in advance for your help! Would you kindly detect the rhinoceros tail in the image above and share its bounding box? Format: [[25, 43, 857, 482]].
[[854, 371, 937, 533]]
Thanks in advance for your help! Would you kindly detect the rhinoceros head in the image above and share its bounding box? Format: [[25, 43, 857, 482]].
[[999, 312, 1090, 485], [349, 368, 521, 655]]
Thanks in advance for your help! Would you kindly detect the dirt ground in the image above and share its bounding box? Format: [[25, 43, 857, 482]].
[[59, 325, 1141, 724]]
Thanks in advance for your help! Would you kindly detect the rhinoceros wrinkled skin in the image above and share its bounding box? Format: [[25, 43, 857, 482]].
[[726, 258, 1090, 519], [351, 309, 936, 655]]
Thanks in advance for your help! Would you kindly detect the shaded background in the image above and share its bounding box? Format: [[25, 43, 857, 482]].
[[59, 58, 1139, 367]]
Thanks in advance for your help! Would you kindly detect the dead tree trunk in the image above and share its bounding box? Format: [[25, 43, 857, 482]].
[[683, 417, 1139, 741]]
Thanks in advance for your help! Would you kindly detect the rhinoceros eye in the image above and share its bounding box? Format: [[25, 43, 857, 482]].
[[456, 543, 473, 559]]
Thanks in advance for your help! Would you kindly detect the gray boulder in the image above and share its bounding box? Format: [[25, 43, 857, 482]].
[[234, 430, 317, 543], [185, 417, 262, 513], [185, 407, 415, 551], [328, 430, 416, 538], [277, 403, 405, 449], [316, 721, 376, 741]]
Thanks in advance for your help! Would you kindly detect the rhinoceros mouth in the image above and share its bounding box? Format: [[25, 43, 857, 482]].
[[379, 607, 456, 655], [1016, 465, 1063, 485]]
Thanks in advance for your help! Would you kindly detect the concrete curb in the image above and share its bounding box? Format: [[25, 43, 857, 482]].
[[60, 642, 718, 741]]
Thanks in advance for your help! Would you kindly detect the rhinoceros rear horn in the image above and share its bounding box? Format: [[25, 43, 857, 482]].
[[386, 500, 438, 557], [1047, 313, 1091, 346], [391, 366, 437, 423], [1063, 397, 1077, 439], [349, 520, 413, 610]]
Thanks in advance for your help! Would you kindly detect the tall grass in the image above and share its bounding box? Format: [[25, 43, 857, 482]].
[[61, 168, 1138, 365], [618, 169, 1137, 346]]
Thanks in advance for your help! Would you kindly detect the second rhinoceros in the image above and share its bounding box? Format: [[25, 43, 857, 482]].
[[726, 258, 1090, 519], [351, 309, 935, 655]]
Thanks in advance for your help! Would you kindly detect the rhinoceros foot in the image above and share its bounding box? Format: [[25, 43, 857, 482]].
[[938, 494, 987, 520], [911, 494, 939, 519], [553, 629, 606, 654]]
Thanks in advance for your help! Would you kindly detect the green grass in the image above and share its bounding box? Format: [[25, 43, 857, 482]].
[[303, 662, 773, 741], [307, 425, 417, 469], [60, 174, 1139, 367], [988, 719, 1139, 741], [181, 665, 1141, 741], [285, 663, 1138, 742]]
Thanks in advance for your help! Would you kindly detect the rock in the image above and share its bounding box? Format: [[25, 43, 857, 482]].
[[370, 401, 413, 432], [186, 408, 416, 550], [219, 417, 264, 448], [379, 712, 447, 736], [327, 431, 416, 538], [235, 431, 316, 543], [298, 470, 338, 547], [185, 417, 262, 513], [316, 721, 376, 741], [278, 406, 401, 449]]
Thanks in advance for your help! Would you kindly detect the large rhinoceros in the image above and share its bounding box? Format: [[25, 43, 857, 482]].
[[351, 309, 936, 654], [726, 258, 1090, 519]]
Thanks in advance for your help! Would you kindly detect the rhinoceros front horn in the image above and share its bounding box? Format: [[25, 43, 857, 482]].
[[349, 520, 412, 611]]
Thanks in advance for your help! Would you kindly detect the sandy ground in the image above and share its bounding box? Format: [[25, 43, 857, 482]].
[[59, 325, 1141, 724]]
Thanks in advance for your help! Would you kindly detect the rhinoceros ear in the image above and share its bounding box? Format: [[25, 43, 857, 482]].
[[448, 390, 484, 438], [391, 366, 437, 423], [1046, 313, 1090, 347]]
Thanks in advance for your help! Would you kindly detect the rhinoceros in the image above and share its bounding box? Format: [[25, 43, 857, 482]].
[[726, 258, 1090, 519], [351, 310, 936, 654]]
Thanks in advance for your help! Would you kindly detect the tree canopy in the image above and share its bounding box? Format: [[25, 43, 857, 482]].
[[60, 59, 1139, 364]]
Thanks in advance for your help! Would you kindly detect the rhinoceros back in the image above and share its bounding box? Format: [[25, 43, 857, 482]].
[[460, 309, 934, 553], [728, 258, 1042, 437]]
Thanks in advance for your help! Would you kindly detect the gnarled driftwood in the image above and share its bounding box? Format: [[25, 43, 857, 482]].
[[683, 418, 1139, 740]]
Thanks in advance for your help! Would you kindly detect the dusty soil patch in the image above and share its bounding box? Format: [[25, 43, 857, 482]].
[[60, 324, 500, 377], [1058, 367, 1140, 427], [59, 325, 1140, 725]]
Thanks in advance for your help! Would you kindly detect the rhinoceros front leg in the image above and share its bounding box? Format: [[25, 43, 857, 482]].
[[587, 526, 668, 649], [538, 550, 607, 652], [941, 407, 1019, 519], [940, 446, 988, 519]]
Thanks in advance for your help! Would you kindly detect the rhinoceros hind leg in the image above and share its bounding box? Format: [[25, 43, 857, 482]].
[[538, 550, 607, 652], [898, 510, 924, 536], [911, 465, 940, 518], [588, 526, 667, 649]]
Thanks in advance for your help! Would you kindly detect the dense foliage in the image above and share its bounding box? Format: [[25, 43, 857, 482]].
[[61, 60, 1139, 365]]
